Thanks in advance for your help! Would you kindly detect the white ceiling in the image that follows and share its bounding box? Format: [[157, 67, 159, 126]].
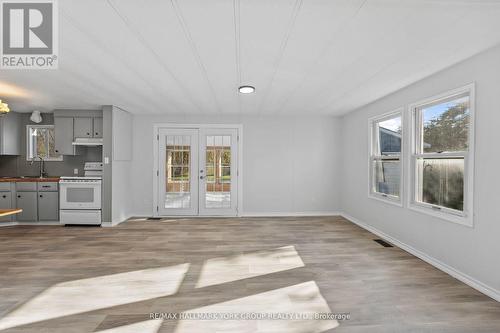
[[2, 0, 500, 116]]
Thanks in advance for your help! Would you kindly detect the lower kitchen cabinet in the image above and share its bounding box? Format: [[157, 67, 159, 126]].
[[0, 191, 13, 222], [15, 192, 38, 222], [38, 191, 59, 221]]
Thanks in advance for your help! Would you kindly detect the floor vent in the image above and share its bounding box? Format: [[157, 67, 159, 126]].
[[147, 217, 163, 221], [374, 239, 394, 247]]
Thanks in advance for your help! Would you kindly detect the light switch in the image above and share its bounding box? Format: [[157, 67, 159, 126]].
[[74, 168, 78, 175], [104, 156, 110, 164]]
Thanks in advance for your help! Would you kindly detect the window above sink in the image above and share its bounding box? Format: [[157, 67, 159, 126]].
[[26, 125, 63, 161]]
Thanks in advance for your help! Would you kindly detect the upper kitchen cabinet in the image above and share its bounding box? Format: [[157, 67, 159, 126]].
[[53, 110, 103, 155], [74, 116, 103, 138], [93, 117, 103, 138], [74, 117, 93, 138], [54, 117, 74, 155], [0, 111, 21, 155]]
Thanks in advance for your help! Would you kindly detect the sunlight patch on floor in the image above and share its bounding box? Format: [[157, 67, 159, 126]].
[[175, 281, 338, 333], [0, 264, 189, 330], [196, 245, 304, 288], [95, 320, 164, 333]]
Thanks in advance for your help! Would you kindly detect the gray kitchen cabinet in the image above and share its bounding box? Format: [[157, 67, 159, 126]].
[[38, 191, 59, 221], [0, 182, 12, 191], [54, 117, 75, 155], [74, 117, 93, 138], [0, 190, 13, 222], [0, 111, 21, 155], [15, 192, 38, 222], [93, 117, 103, 138], [38, 182, 58, 192], [53, 110, 103, 154], [16, 182, 37, 191]]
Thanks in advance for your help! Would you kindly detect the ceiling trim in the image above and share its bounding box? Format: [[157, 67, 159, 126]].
[[233, 0, 242, 113], [106, 0, 204, 114], [170, 0, 222, 113], [273, 0, 368, 115], [256, 0, 304, 115]]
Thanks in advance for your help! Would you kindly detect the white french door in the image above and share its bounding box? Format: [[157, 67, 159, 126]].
[[158, 128, 199, 216], [157, 127, 239, 216], [198, 128, 238, 216]]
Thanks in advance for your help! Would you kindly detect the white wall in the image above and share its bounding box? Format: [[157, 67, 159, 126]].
[[130, 115, 341, 216], [111, 107, 133, 224], [340, 44, 500, 298]]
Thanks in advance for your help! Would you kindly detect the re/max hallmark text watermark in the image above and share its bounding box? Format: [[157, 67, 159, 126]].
[[149, 312, 351, 321]]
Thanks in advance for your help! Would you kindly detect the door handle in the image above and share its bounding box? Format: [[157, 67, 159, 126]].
[[200, 176, 204, 180]]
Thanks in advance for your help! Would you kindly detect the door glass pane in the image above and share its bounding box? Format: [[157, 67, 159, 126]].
[[205, 135, 231, 209], [165, 135, 191, 209], [372, 159, 400, 197], [416, 158, 464, 211]]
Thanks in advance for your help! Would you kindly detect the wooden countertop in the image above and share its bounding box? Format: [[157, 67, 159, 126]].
[[0, 177, 60, 182], [0, 209, 22, 217]]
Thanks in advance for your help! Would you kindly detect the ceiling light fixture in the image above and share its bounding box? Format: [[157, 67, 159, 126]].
[[238, 85, 255, 94], [30, 110, 42, 123], [0, 100, 10, 116]]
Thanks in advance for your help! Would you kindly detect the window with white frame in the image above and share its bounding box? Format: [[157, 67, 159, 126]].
[[369, 111, 402, 202], [26, 125, 63, 161], [410, 85, 474, 224]]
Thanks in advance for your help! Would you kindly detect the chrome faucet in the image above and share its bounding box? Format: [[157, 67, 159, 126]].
[[29, 156, 47, 178]]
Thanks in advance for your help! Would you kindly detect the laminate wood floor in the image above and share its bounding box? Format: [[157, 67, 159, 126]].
[[0, 216, 499, 333]]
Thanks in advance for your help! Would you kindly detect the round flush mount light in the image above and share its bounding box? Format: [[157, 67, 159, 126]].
[[238, 85, 255, 94]]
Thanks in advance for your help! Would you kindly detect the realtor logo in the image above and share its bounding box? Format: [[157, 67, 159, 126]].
[[1, 0, 58, 69]]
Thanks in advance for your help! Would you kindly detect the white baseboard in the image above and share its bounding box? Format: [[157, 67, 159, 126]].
[[127, 211, 341, 218], [102, 219, 127, 227], [340, 212, 500, 302], [242, 211, 341, 217]]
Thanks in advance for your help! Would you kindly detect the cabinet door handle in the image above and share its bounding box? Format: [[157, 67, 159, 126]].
[[17, 195, 21, 198], [39, 195, 43, 198], [2, 195, 6, 198], [95, 132, 99, 135], [86, 132, 90, 135]]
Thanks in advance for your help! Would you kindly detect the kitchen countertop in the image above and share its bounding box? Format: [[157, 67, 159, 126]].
[[0, 177, 61, 182]]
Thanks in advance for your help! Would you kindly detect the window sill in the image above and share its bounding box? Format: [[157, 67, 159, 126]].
[[368, 193, 403, 208], [408, 203, 473, 228]]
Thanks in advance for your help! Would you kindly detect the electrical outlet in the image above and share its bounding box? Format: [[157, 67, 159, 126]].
[[74, 168, 78, 175]]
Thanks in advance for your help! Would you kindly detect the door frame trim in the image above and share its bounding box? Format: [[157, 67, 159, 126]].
[[152, 123, 243, 217]]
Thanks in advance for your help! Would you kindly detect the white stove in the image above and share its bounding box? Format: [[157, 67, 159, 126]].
[[60, 176, 102, 182], [59, 162, 103, 225]]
